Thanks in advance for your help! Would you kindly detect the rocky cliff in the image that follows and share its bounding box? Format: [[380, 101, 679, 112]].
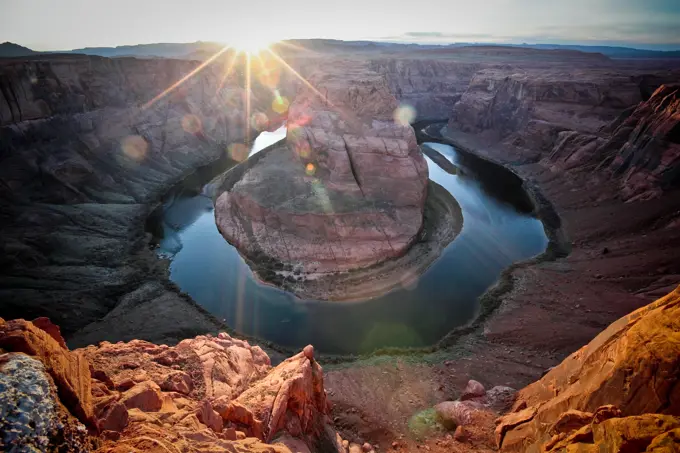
[[368, 59, 482, 119], [0, 54, 289, 344], [496, 285, 680, 452], [214, 59, 430, 293], [0, 317, 348, 452]]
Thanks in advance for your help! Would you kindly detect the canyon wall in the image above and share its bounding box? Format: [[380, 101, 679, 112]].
[[0, 54, 289, 343], [447, 66, 680, 199], [368, 59, 482, 119]]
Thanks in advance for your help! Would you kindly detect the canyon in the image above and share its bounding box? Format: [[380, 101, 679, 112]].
[[1, 41, 680, 452]]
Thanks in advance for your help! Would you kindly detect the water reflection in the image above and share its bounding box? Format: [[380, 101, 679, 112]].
[[152, 138, 548, 354]]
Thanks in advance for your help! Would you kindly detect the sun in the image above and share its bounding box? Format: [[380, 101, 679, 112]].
[[227, 35, 277, 54]]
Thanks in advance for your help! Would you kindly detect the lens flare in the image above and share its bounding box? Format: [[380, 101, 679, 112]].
[[121, 135, 148, 161], [272, 94, 290, 114], [181, 114, 202, 135], [305, 163, 316, 175], [394, 104, 417, 126], [228, 143, 249, 162], [251, 112, 270, 132]]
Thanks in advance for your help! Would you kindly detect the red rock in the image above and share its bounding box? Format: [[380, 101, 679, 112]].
[[120, 381, 163, 412], [434, 400, 485, 429], [159, 370, 193, 395], [196, 400, 223, 433], [460, 379, 485, 401], [31, 317, 67, 349], [224, 427, 238, 440], [453, 425, 468, 442], [303, 344, 314, 361], [549, 410, 593, 435], [497, 286, 680, 452], [98, 401, 129, 433], [0, 319, 94, 427], [362, 442, 373, 451], [214, 60, 428, 295]]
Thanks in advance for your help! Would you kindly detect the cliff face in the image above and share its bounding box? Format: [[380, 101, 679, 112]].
[[368, 59, 482, 119], [496, 286, 680, 452], [0, 54, 287, 342], [0, 317, 344, 453], [449, 69, 644, 153]]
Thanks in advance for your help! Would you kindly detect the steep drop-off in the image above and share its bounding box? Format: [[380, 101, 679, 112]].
[[0, 54, 291, 344]]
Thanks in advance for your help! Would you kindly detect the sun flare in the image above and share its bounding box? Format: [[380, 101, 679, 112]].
[[227, 35, 277, 54]]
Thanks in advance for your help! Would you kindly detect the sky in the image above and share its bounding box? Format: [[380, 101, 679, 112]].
[[1, 0, 679, 51]]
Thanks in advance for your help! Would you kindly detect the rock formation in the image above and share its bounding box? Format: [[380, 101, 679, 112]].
[[0, 317, 343, 452], [496, 285, 680, 452], [214, 60, 429, 285]]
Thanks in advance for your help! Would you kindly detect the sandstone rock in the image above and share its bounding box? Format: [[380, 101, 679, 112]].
[[214, 60, 428, 291], [460, 379, 486, 400], [0, 318, 94, 427], [97, 401, 129, 433], [646, 428, 680, 452], [549, 410, 593, 436], [220, 349, 334, 448], [31, 317, 68, 349], [196, 399, 223, 433], [434, 400, 485, 429], [484, 386, 516, 412], [594, 415, 680, 452], [453, 425, 468, 442], [304, 344, 315, 361], [497, 286, 680, 452], [120, 381, 163, 412], [159, 370, 193, 395], [362, 442, 373, 452]]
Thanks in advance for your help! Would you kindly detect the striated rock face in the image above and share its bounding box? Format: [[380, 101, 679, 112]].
[[596, 84, 680, 201], [449, 69, 644, 152], [0, 54, 287, 343], [0, 317, 341, 453], [545, 84, 680, 201], [496, 285, 680, 452], [368, 59, 482, 119], [215, 60, 428, 282]]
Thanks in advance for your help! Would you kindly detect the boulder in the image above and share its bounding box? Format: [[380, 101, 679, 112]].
[[460, 379, 486, 400], [120, 381, 163, 412]]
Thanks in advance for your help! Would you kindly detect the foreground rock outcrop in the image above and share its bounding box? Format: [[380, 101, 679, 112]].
[[0, 317, 343, 452], [214, 60, 429, 290], [496, 285, 680, 452]]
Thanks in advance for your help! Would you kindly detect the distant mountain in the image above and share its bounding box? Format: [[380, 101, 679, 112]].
[[3, 39, 678, 60], [0, 42, 37, 57], [511, 43, 680, 59], [65, 42, 224, 59]]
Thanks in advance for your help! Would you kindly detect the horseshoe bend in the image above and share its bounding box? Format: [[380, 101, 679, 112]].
[[1, 8, 680, 453]]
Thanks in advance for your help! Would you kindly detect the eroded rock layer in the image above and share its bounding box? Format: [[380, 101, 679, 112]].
[[0, 317, 344, 453], [496, 286, 680, 452], [215, 61, 428, 280]]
